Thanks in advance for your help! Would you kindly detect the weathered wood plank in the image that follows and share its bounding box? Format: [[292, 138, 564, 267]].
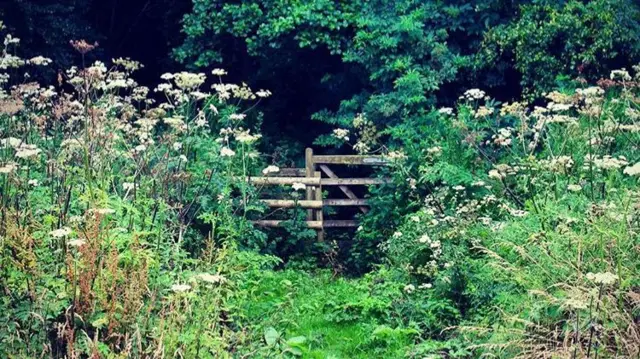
[[323, 199, 369, 206], [321, 178, 391, 186], [312, 155, 388, 166], [261, 199, 369, 208], [264, 168, 305, 177], [246, 176, 389, 186], [252, 220, 323, 228], [245, 176, 320, 185], [319, 164, 368, 214], [251, 220, 358, 228], [261, 200, 323, 208], [323, 220, 358, 228]]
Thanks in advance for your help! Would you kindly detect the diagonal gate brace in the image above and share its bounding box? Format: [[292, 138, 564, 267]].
[[319, 164, 368, 214]]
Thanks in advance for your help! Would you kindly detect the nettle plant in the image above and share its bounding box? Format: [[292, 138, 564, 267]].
[[0, 23, 273, 358]]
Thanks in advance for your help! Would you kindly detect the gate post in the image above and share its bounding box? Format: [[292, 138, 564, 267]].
[[305, 148, 315, 221], [314, 171, 324, 241]]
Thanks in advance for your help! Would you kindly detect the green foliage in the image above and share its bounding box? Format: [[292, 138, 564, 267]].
[[1, 2, 640, 358], [360, 69, 640, 356], [175, 0, 503, 134], [479, 0, 640, 94], [175, 0, 640, 149]]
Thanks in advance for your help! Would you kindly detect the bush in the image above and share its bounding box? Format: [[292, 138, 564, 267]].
[[353, 66, 640, 356]]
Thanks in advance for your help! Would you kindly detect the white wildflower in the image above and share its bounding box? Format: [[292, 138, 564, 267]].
[[623, 162, 640, 176], [90, 208, 116, 215], [256, 89, 272, 98], [229, 113, 247, 121], [27, 56, 52, 66], [67, 238, 86, 247], [220, 147, 235, 157], [463, 88, 486, 101], [133, 144, 147, 153], [196, 273, 227, 284], [50, 227, 72, 238], [332, 128, 350, 141], [15, 145, 41, 159], [438, 107, 453, 115], [173, 72, 206, 90], [171, 284, 191, 293], [0, 162, 18, 174], [567, 184, 582, 192], [610, 69, 631, 81], [586, 272, 618, 285]]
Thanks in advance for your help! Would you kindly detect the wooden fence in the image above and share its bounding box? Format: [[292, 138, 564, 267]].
[[249, 148, 390, 240]]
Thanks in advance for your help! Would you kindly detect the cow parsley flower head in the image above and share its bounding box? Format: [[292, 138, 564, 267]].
[[67, 238, 87, 247], [463, 88, 486, 101], [173, 71, 206, 90], [438, 107, 453, 115], [28, 56, 52, 66], [418, 234, 431, 244], [586, 272, 618, 285], [610, 69, 632, 81], [0, 162, 18, 174], [567, 184, 582, 192], [235, 130, 261, 143], [256, 89, 272, 98], [50, 227, 72, 238], [90, 208, 116, 215], [332, 128, 350, 141], [171, 284, 191, 293], [220, 147, 235, 157], [623, 162, 640, 176], [196, 273, 227, 284], [15, 144, 41, 159], [229, 113, 246, 121], [211, 68, 227, 76]]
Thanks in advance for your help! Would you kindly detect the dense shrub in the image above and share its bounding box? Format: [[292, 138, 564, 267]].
[[0, 23, 273, 357], [350, 66, 640, 357]]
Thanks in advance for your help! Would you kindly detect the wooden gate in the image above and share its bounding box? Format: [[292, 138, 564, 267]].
[[249, 148, 389, 240]]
